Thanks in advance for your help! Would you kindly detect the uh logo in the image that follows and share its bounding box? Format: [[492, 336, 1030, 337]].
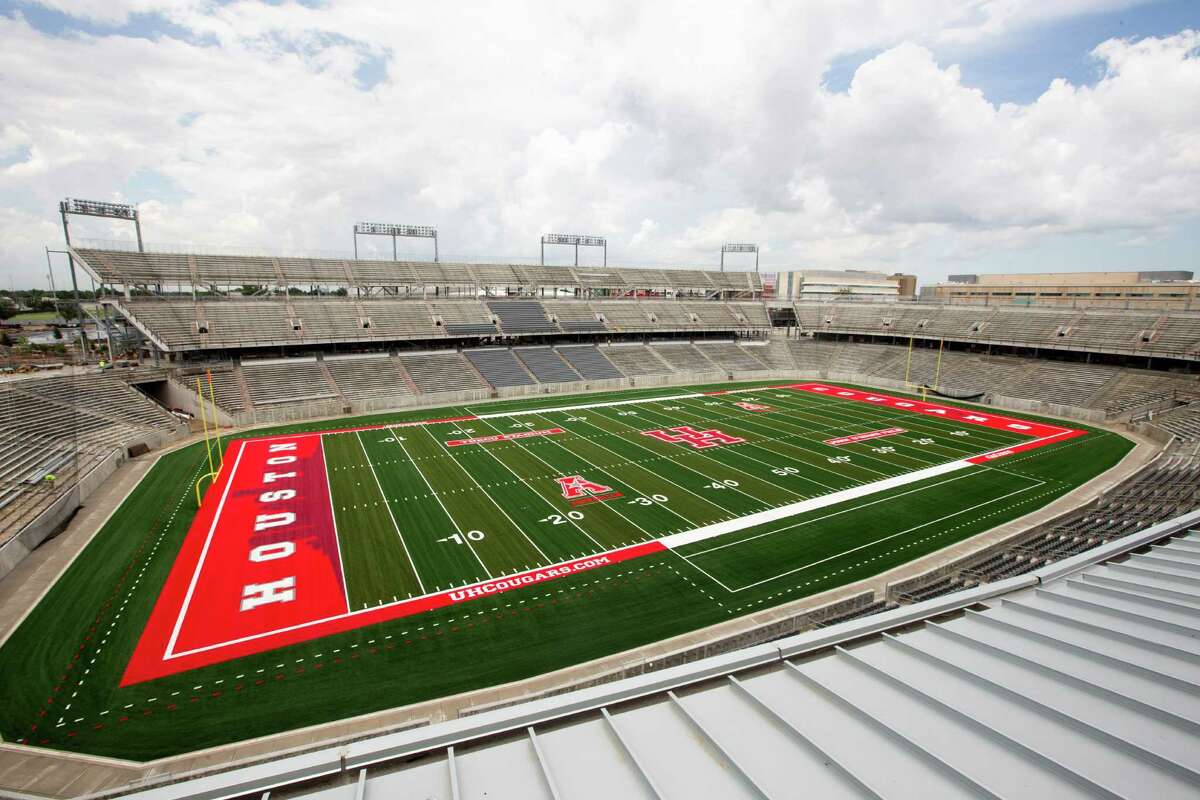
[[640, 426, 745, 449]]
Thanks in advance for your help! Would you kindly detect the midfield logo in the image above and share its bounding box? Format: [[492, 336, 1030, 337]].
[[734, 401, 773, 412], [641, 426, 746, 449], [555, 475, 622, 506]]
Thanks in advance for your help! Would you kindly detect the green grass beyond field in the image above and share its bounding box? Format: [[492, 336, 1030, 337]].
[[0, 380, 1133, 760]]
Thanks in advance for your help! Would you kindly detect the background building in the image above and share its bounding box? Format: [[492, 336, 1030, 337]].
[[924, 270, 1197, 309], [774, 269, 916, 301]]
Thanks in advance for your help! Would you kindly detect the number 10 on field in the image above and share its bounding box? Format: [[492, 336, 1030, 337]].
[[438, 530, 485, 545]]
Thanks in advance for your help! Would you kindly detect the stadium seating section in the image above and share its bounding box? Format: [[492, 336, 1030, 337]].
[[74, 249, 765, 294], [175, 336, 1195, 423], [114, 298, 772, 351], [0, 376, 182, 546], [796, 301, 1200, 359]]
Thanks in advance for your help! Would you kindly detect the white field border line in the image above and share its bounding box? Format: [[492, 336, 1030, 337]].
[[321, 436, 354, 613], [164, 433, 1030, 660], [687, 477, 1046, 594], [164, 439, 249, 660]]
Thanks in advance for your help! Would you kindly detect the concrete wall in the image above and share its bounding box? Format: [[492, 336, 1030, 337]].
[[0, 427, 184, 582], [0, 450, 123, 580]]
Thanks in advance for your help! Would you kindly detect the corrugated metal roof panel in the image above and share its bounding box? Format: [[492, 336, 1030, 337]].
[[118, 516, 1200, 800]]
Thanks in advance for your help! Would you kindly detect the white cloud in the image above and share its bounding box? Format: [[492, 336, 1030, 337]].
[[0, 1, 1197, 289]]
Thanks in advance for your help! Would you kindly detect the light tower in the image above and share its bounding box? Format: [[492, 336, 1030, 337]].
[[720, 242, 759, 272], [541, 233, 606, 267], [353, 222, 438, 261], [59, 198, 142, 354]]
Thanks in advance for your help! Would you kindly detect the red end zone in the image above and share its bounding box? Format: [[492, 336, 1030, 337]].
[[123, 427, 663, 685]]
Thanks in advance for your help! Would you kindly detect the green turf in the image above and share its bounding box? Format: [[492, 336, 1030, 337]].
[[0, 379, 1134, 759]]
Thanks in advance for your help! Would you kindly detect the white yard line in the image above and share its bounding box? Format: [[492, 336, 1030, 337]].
[[321, 435, 355, 611], [353, 431, 427, 597], [420, 425, 554, 565], [586, 405, 778, 510], [464, 417, 609, 553], [525, 411, 729, 523], [387, 427, 493, 579], [498, 414, 674, 543]]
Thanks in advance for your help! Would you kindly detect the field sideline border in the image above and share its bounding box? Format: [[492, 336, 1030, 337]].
[[0, 375, 1164, 792]]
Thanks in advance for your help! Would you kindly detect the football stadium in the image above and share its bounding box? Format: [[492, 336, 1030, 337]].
[[1, 220, 1199, 797], [3, 3, 1200, 795]]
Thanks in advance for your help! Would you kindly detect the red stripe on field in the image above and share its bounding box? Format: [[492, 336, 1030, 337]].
[[786, 383, 1085, 461], [967, 430, 1086, 463], [122, 540, 664, 685], [446, 428, 564, 447], [824, 427, 907, 446]]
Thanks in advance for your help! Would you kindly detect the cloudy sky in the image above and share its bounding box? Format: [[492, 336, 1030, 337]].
[[0, 0, 1197, 289]]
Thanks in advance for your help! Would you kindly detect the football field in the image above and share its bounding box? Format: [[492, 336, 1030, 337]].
[[125, 382, 1082, 684], [0, 380, 1132, 759]]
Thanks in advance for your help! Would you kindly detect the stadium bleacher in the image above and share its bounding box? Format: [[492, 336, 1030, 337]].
[[542, 301, 606, 332], [0, 375, 183, 545], [554, 345, 624, 379], [600, 344, 672, 377], [241, 358, 337, 406], [399, 351, 489, 393], [486, 300, 557, 335], [649, 343, 715, 371], [323, 354, 413, 399], [513, 347, 582, 383], [796, 300, 1200, 360], [464, 348, 536, 388]]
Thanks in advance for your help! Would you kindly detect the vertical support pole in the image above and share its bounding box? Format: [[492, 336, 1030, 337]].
[[353, 230, 358, 260], [434, 232, 439, 263], [392, 234, 397, 260], [574, 242, 578, 266], [904, 335, 914, 387], [134, 211, 144, 252], [755, 248, 759, 272], [103, 303, 115, 363], [933, 338, 945, 392], [45, 248, 61, 319], [60, 205, 89, 356], [603, 241, 607, 267], [720, 249, 725, 272], [207, 371, 224, 471], [540, 236, 544, 266]]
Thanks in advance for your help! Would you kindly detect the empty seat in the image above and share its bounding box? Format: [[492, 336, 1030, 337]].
[[464, 349, 536, 387], [487, 301, 558, 334], [514, 348, 582, 383], [555, 346, 624, 379]]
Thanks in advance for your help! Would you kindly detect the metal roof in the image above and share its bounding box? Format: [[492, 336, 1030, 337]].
[[118, 510, 1200, 800]]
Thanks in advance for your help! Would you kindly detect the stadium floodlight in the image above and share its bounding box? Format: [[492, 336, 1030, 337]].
[[541, 233, 607, 266], [58, 197, 144, 355], [353, 221, 438, 261], [721, 242, 759, 272]]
